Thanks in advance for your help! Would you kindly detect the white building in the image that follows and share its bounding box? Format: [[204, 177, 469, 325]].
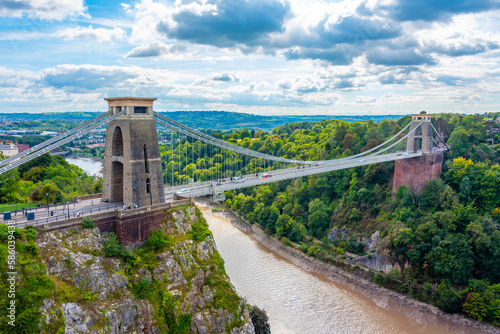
[[0, 140, 18, 157]]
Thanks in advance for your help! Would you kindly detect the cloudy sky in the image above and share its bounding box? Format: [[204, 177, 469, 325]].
[[1, 0, 500, 115]]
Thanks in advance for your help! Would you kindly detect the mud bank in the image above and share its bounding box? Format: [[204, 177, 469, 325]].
[[199, 201, 500, 334]]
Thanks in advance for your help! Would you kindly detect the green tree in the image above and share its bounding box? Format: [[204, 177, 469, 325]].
[[437, 285, 462, 313], [463, 293, 488, 321], [308, 211, 329, 238], [459, 176, 472, 203], [426, 234, 474, 284]]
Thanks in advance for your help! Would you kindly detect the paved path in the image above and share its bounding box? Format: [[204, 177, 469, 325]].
[[3, 198, 123, 227]]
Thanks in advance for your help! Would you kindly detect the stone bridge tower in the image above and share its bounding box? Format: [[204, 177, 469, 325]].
[[102, 97, 165, 207], [406, 114, 433, 154], [392, 114, 444, 197]]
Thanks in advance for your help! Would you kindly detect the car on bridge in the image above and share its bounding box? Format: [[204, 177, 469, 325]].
[[258, 173, 271, 180], [176, 189, 189, 194], [233, 176, 245, 183]]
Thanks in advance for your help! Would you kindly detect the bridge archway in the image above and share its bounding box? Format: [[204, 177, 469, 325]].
[[112, 126, 123, 156], [110, 161, 124, 202]]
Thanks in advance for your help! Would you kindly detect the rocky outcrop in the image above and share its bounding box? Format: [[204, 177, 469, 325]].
[[349, 253, 393, 273], [328, 228, 385, 257], [362, 230, 379, 251], [327, 227, 351, 242], [36, 205, 255, 334]]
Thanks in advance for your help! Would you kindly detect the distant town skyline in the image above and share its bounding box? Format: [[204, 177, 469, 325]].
[[1, 0, 500, 115]]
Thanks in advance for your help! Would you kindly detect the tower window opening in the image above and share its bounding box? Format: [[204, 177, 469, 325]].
[[134, 106, 147, 114], [112, 126, 123, 156], [146, 178, 151, 194], [144, 144, 149, 173]]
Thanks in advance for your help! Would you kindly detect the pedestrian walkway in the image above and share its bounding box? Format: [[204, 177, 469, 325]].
[[2, 198, 122, 227]]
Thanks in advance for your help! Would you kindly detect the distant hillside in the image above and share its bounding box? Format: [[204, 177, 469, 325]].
[[0, 111, 405, 131]]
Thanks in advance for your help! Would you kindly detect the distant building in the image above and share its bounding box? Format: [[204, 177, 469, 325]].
[[86, 143, 106, 148], [17, 143, 29, 153], [40, 131, 59, 136], [0, 140, 18, 157]]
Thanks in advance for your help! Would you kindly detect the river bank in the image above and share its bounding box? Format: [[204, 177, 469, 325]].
[[197, 199, 500, 334]]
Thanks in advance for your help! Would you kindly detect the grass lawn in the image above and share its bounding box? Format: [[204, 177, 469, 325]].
[[0, 203, 39, 214]]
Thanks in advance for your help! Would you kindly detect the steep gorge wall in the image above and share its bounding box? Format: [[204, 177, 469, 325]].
[[7, 205, 255, 334]]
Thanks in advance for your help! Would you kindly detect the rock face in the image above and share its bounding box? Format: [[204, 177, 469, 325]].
[[36, 205, 255, 334], [328, 228, 380, 251], [327, 227, 351, 242], [328, 228, 392, 272], [349, 253, 393, 273], [362, 231, 379, 251]]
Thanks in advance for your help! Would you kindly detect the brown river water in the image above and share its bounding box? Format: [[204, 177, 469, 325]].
[[198, 205, 453, 334]]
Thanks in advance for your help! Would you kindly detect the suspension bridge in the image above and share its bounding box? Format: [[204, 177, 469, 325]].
[[0, 97, 448, 227]]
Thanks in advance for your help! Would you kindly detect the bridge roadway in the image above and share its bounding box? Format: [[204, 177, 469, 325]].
[[164, 151, 424, 198]]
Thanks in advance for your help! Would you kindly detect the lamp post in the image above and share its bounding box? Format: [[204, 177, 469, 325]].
[[46, 192, 49, 216]]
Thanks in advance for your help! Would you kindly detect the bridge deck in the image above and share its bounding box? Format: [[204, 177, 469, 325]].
[[165, 151, 426, 198]]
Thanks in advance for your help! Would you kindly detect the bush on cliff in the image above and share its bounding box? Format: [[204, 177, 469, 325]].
[[103, 232, 132, 261], [250, 306, 270, 334], [146, 230, 171, 251]]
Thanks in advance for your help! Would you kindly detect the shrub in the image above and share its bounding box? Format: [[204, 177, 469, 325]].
[[437, 286, 462, 313], [418, 282, 436, 303], [24, 227, 37, 241], [24, 242, 38, 256], [463, 292, 488, 321], [281, 237, 292, 247], [103, 233, 131, 261], [146, 230, 169, 251], [132, 278, 153, 300], [81, 217, 95, 229], [190, 221, 211, 242]]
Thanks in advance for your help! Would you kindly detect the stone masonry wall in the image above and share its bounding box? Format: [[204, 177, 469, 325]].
[[38, 199, 193, 246], [115, 209, 165, 245], [392, 153, 443, 197]]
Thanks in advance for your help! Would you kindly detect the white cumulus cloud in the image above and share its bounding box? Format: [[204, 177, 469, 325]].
[[57, 26, 126, 42], [0, 0, 88, 20], [125, 42, 187, 58]]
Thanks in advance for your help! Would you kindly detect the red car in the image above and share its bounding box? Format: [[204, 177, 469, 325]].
[[258, 173, 271, 180]]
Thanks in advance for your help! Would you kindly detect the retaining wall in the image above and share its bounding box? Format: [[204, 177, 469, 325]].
[[392, 153, 443, 197], [38, 198, 193, 245]]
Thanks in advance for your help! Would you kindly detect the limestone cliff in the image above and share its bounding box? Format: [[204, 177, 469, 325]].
[[5, 205, 255, 333]]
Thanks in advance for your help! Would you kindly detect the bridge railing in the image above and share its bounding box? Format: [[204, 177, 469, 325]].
[[8, 202, 124, 228]]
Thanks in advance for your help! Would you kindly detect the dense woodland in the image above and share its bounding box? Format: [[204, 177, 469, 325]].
[[0, 154, 101, 206]]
